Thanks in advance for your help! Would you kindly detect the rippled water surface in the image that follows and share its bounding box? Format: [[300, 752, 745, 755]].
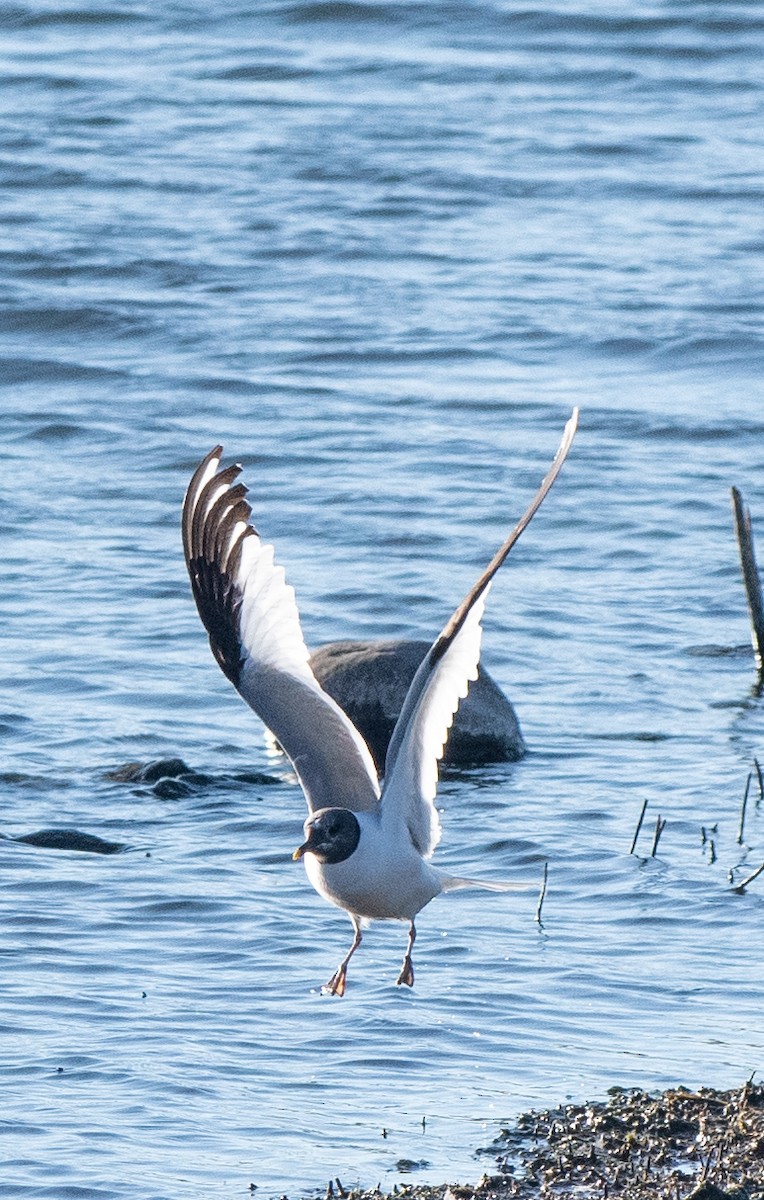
[[2, 1, 764, 1196]]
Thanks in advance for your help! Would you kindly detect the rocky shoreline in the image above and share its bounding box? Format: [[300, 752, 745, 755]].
[[322, 1082, 764, 1200]]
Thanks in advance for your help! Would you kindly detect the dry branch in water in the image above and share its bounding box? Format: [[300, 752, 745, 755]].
[[650, 814, 667, 857], [534, 862, 548, 926], [738, 773, 752, 845], [732, 859, 764, 894], [731, 486, 764, 677], [629, 798, 649, 855]]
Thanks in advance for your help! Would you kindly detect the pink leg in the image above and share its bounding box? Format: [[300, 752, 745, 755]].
[[395, 921, 416, 988], [324, 916, 362, 997]]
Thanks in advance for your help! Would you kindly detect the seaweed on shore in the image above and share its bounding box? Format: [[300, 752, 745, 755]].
[[338, 1081, 764, 1200]]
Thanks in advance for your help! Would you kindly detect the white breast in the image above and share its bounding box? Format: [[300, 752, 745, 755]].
[[303, 811, 443, 921]]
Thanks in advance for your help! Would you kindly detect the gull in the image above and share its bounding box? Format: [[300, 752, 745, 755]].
[[182, 409, 578, 994]]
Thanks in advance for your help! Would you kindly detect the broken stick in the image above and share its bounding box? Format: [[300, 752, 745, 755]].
[[731, 486, 764, 676]]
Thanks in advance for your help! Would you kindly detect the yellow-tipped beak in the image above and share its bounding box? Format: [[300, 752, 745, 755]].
[[292, 842, 308, 861]]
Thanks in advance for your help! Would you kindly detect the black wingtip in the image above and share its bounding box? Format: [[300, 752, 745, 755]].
[[436, 407, 579, 652], [182, 445, 224, 561], [182, 446, 256, 689]]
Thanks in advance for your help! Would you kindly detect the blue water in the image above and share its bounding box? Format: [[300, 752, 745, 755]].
[[1, 1, 764, 1196]]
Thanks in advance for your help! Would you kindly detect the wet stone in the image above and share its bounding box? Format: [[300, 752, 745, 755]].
[[9, 829, 126, 854], [151, 777, 196, 800], [106, 757, 192, 783], [309, 639, 526, 771]]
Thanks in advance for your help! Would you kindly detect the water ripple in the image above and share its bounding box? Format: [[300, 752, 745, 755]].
[[1, 0, 763, 1194]]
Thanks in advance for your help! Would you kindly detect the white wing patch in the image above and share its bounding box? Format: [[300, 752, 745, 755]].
[[380, 407, 579, 859], [237, 537, 312, 678], [380, 586, 488, 858]]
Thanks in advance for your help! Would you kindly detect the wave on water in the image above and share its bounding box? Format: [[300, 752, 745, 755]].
[[1, 0, 763, 1195]]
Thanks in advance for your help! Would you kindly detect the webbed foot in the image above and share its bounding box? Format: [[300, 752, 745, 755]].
[[322, 917, 362, 996], [323, 967, 348, 997], [395, 920, 417, 987], [395, 956, 415, 988]]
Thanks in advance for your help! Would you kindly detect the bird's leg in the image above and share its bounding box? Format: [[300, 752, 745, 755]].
[[323, 917, 362, 997], [396, 920, 416, 988]]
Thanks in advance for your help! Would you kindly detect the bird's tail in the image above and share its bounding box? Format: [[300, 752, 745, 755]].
[[439, 872, 534, 894]]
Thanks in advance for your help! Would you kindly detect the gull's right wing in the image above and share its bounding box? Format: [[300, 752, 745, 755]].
[[380, 409, 579, 857], [182, 447, 381, 815]]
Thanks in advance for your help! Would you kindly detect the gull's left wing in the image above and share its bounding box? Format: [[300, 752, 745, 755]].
[[182, 447, 381, 814], [380, 409, 579, 857]]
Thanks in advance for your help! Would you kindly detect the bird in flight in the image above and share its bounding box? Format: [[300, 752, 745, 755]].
[[182, 409, 578, 994]]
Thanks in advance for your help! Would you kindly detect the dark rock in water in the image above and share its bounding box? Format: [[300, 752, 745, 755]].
[[230, 770, 282, 786], [106, 757, 192, 784], [106, 757, 280, 797], [10, 829, 125, 854], [309, 639, 525, 771], [395, 1158, 431, 1174], [151, 777, 196, 800]]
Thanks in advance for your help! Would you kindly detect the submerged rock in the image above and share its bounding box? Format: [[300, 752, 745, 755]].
[[106, 757, 282, 796], [106, 757, 192, 784], [309, 639, 525, 771], [7, 829, 125, 854]]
